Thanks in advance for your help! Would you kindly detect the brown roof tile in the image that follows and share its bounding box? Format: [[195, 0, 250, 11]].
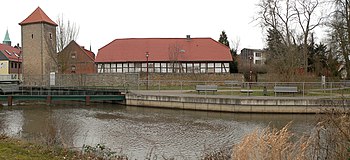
[[96, 38, 232, 63], [19, 7, 57, 26]]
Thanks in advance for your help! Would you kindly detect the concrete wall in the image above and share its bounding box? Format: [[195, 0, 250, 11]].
[[126, 94, 349, 113]]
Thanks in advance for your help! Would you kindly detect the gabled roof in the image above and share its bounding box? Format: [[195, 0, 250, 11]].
[[19, 7, 57, 26], [60, 40, 95, 61], [0, 43, 22, 62], [96, 38, 232, 63]]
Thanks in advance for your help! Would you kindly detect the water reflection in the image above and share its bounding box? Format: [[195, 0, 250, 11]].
[[0, 103, 318, 159]]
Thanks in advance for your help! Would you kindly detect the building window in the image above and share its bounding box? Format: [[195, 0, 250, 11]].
[[123, 63, 128, 73], [111, 63, 116, 73], [255, 52, 262, 57], [31, 34, 34, 39], [71, 65, 76, 73], [187, 63, 193, 73], [105, 63, 111, 73], [135, 63, 141, 72], [97, 64, 103, 73], [200, 63, 207, 73], [71, 52, 76, 59], [49, 33, 53, 40], [255, 60, 262, 64]]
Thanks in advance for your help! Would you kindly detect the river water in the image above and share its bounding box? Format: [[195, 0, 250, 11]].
[[0, 103, 319, 159]]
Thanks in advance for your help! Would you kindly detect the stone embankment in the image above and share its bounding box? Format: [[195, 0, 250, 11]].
[[126, 91, 349, 113]]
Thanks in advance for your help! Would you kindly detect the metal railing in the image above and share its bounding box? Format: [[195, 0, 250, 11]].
[[126, 80, 350, 97]]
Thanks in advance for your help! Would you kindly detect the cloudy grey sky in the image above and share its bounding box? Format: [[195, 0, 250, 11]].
[[1, 0, 264, 54]]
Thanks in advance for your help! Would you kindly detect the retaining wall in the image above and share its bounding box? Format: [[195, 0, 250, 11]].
[[126, 94, 349, 113]]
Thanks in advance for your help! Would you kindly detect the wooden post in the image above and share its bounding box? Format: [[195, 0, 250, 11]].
[[7, 96, 12, 106], [86, 96, 90, 106], [46, 96, 51, 105]]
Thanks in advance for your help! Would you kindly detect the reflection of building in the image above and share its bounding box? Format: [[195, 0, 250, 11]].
[[240, 48, 266, 65], [58, 40, 96, 74], [19, 7, 57, 85], [0, 30, 22, 80], [96, 36, 232, 74]]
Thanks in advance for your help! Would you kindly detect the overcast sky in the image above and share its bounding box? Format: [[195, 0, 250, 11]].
[[1, 0, 264, 54]]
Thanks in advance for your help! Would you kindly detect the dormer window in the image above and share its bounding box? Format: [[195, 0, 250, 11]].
[[5, 50, 12, 55]]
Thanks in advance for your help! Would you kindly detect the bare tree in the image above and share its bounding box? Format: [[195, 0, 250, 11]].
[[294, 0, 325, 73], [56, 14, 80, 52], [168, 43, 185, 73], [257, 0, 303, 81], [328, 0, 350, 79]]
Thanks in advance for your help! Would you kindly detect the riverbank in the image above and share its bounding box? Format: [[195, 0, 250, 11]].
[[0, 135, 77, 160], [126, 90, 350, 113]]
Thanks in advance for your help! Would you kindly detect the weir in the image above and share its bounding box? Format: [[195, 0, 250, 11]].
[[0, 86, 125, 106]]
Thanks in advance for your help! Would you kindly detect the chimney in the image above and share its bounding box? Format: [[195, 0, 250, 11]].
[[186, 35, 191, 41]]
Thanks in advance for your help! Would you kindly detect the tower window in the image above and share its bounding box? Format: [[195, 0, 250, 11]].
[[49, 33, 52, 40], [31, 34, 34, 39]]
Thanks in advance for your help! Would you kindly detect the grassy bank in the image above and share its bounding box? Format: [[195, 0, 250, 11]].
[[0, 135, 123, 160], [0, 135, 77, 160]]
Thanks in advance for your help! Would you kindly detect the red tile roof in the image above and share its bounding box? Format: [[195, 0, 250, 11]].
[[96, 38, 232, 63], [0, 43, 22, 62], [83, 48, 95, 61], [19, 7, 57, 26]]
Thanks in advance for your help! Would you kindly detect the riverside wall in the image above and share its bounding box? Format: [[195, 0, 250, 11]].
[[126, 94, 350, 113]]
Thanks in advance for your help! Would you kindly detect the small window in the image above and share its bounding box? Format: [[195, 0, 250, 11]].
[[5, 50, 12, 55], [71, 52, 76, 59], [49, 33, 52, 40], [31, 34, 34, 39], [71, 66, 76, 73], [255, 52, 262, 57]]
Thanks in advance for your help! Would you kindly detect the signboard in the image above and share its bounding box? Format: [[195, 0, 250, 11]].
[[50, 72, 55, 86]]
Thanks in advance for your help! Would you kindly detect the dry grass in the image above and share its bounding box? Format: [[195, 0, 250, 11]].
[[232, 110, 350, 160]]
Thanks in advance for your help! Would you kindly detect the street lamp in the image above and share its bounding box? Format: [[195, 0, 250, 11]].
[[249, 56, 253, 82], [17, 53, 22, 81], [145, 52, 149, 90], [249, 56, 253, 94]]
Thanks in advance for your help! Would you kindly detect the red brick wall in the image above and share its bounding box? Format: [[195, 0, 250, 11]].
[[58, 41, 96, 74]]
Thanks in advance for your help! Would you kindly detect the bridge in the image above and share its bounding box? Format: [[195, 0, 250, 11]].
[[0, 85, 125, 106]]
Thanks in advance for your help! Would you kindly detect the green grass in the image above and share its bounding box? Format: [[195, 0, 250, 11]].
[[0, 136, 81, 160]]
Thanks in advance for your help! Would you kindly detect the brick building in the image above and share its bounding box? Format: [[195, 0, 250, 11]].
[[58, 40, 96, 74], [96, 36, 232, 74], [19, 7, 57, 85]]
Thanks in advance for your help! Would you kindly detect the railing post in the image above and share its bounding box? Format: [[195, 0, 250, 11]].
[[303, 82, 305, 97], [7, 96, 12, 106], [86, 96, 90, 106], [158, 80, 160, 93], [180, 81, 183, 95], [330, 82, 333, 96], [274, 83, 276, 97]]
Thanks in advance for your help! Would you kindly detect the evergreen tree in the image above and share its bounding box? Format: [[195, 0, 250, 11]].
[[219, 31, 230, 48], [218, 30, 239, 73]]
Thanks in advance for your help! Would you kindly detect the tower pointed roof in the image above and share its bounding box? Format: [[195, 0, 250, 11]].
[[19, 7, 57, 26], [3, 29, 10, 42]]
